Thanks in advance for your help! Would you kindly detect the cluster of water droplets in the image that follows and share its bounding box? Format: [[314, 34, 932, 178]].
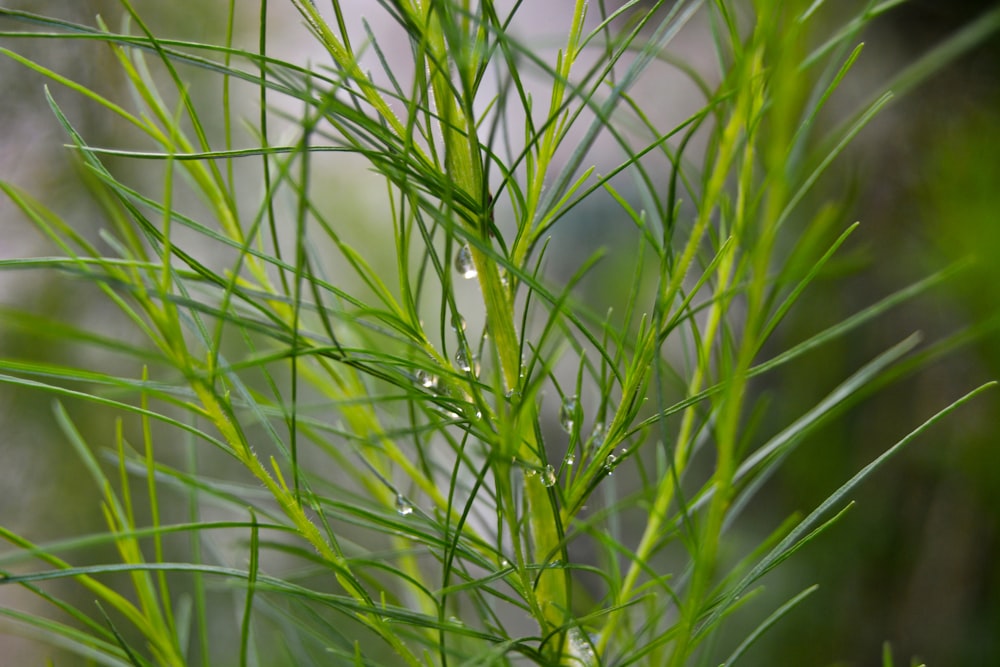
[[559, 402, 615, 469], [413, 365, 470, 420], [566, 628, 599, 667], [518, 461, 558, 488], [448, 240, 629, 495]]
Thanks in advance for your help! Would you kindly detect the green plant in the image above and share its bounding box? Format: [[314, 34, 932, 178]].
[[0, 1, 996, 665]]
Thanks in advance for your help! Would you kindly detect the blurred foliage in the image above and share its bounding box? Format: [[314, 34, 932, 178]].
[[752, 3, 1000, 665]]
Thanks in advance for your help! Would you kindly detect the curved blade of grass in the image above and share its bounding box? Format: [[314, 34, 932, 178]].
[[0, 608, 132, 667], [719, 585, 819, 666], [699, 381, 996, 637]]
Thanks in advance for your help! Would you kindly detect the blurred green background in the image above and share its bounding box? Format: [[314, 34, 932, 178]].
[[1, 1, 998, 665]]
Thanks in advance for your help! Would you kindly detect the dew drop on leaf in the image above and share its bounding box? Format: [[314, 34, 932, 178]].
[[455, 245, 477, 279], [566, 628, 598, 667], [604, 453, 617, 474], [559, 396, 577, 433], [541, 464, 557, 487], [415, 369, 437, 389], [433, 402, 461, 420], [455, 347, 479, 375], [590, 421, 605, 446], [395, 494, 414, 516]]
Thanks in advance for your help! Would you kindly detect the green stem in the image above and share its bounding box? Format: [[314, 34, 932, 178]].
[[596, 38, 758, 657], [406, 0, 572, 654]]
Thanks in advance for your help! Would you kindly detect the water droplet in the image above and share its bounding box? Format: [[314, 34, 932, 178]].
[[522, 463, 537, 479], [499, 558, 511, 569], [604, 453, 618, 474], [564, 451, 576, 466], [541, 464, 557, 487], [451, 315, 466, 332], [590, 421, 605, 446], [566, 627, 598, 667], [415, 369, 437, 389], [505, 388, 519, 400], [395, 494, 414, 516], [433, 402, 461, 420], [559, 396, 577, 433], [455, 245, 477, 279], [454, 348, 479, 375]]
